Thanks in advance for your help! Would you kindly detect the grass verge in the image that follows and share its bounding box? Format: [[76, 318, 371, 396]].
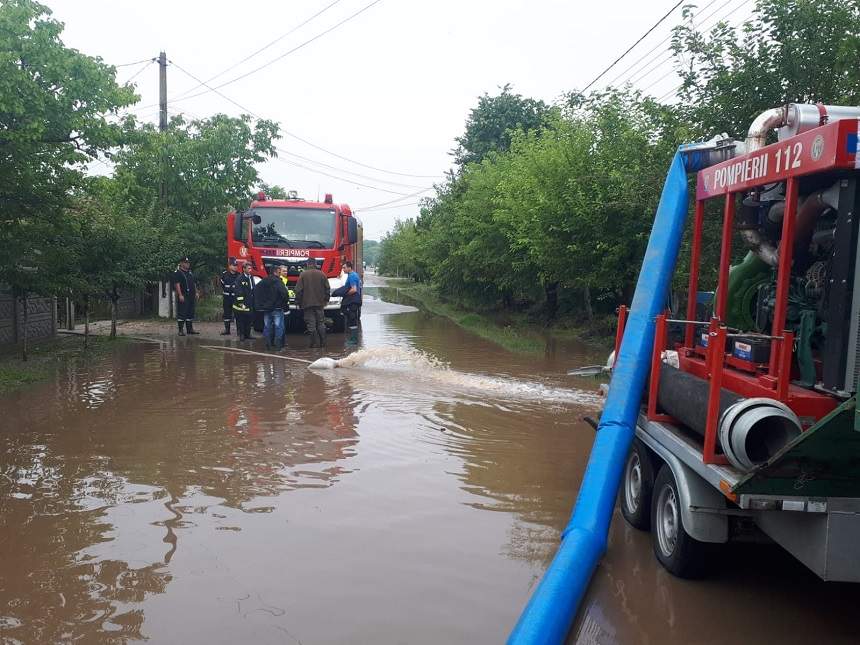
[[379, 280, 613, 354]]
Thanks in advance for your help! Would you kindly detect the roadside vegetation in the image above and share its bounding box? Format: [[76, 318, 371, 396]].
[[0, 0, 281, 357], [377, 0, 860, 339]]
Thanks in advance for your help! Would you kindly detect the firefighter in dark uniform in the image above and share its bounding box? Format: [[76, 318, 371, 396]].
[[233, 262, 255, 340], [172, 255, 200, 336], [219, 257, 240, 335]]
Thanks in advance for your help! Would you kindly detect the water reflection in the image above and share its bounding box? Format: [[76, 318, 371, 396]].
[[7, 284, 853, 644], [0, 342, 360, 642], [572, 512, 860, 645]]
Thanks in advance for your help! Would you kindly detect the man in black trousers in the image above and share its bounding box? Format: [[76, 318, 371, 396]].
[[172, 256, 200, 336], [219, 257, 240, 335]]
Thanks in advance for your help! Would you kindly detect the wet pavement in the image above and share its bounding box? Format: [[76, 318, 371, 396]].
[[1, 275, 858, 643]]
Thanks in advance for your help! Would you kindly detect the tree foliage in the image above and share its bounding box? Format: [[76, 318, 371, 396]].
[[0, 1, 281, 354], [452, 84, 551, 169], [0, 0, 136, 305], [378, 1, 860, 326], [671, 0, 860, 138]]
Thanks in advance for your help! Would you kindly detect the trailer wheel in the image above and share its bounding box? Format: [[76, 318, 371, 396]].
[[650, 465, 711, 578], [620, 439, 654, 530]]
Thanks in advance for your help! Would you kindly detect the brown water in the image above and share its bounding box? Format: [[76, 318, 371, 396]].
[[1, 277, 858, 644]]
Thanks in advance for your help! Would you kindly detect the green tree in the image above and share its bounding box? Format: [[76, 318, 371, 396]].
[[362, 239, 381, 266], [74, 178, 158, 339], [111, 113, 279, 279], [671, 0, 860, 138], [0, 0, 135, 356], [257, 182, 288, 199], [452, 84, 551, 169]]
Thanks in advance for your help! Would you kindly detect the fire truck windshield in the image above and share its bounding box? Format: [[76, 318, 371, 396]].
[[250, 207, 336, 249]]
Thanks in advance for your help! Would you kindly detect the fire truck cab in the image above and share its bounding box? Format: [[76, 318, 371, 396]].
[[227, 191, 363, 332]]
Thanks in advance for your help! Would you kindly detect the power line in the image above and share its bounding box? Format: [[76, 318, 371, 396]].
[[281, 130, 441, 179], [356, 189, 431, 211], [580, 0, 685, 93], [358, 201, 420, 213], [171, 0, 347, 101], [113, 57, 154, 68], [612, 0, 749, 89], [122, 59, 155, 85], [606, 0, 723, 87], [650, 6, 757, 101], [168, 0, 383, 106], [276, 147, 430, 189], [273, 156, 432, 196], [168, 59, 442, 181]]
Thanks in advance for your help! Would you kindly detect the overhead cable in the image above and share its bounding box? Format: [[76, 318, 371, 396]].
[[122, 59, 154, 85], [168, 0, 384, 105], [605, 0, 723, 87], [171, 0, 347, 100], [113, 57, 154, 68], [610, 0, 752, 85], [579, 0, 685, 93], [168, 59, 441, 182], [276, 147, 431, 189], [273, 156, 432, 196]]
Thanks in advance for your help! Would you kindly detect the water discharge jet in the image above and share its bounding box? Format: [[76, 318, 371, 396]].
[[202, 345, 599, 406]]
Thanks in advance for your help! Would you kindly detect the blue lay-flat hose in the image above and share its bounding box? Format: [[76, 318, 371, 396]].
[[508, 148, 697, 644]]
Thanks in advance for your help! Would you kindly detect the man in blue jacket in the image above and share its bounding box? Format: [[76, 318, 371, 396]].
[[333, 260, 362, 331]]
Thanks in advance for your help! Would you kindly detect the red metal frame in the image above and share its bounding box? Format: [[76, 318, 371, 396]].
[[703, 327, 729, 465], [769, 177, 799, 375], [684, 201, 705, 348], [647, 314, 675, 423], [714, 194, 735, 320], [643, 118, 859, 464]]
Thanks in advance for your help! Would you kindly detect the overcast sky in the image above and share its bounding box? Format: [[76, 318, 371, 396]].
[[49, 0, 753, 240]]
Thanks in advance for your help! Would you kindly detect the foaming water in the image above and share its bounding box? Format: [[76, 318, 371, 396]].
[[334, 346, 601, 406]]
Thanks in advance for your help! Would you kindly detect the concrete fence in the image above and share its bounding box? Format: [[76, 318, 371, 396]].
[[0, 290, 57, 346]]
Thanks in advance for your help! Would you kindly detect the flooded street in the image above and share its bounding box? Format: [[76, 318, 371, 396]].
[[1, 276, 858, 643]]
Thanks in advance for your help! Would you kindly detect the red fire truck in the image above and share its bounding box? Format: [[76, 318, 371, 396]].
[[226, 190, 363, 331]]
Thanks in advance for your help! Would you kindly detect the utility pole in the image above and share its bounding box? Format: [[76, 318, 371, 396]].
[[157, 51, 173, 319], [158, 51, 168, 133], [158, 51, 168, 202]]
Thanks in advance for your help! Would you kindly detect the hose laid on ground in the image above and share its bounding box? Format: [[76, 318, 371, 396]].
[[201, 345, 342, 369], [508, 147, 702, 644]]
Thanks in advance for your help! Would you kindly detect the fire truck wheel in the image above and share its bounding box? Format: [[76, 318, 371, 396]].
[[650, 464, 713, 579], [620, 438, 654, 530]]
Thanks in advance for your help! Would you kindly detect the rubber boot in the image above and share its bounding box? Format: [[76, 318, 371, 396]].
[[220, 322, 231, 335], [186, 321, 200, 335], [177, 321, 185, 336]]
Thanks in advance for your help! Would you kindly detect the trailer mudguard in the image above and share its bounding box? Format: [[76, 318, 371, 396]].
[[637, 428, 728, 543]]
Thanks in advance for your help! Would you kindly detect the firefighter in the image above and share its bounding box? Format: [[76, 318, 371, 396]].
[[233, 262, 255, 340], [172, 255, 200, 336], [219, 257, 240, 335], [278, 265, 296, 328]]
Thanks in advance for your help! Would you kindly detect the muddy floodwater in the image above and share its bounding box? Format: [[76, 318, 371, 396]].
[[1, 276, 858, 644]]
